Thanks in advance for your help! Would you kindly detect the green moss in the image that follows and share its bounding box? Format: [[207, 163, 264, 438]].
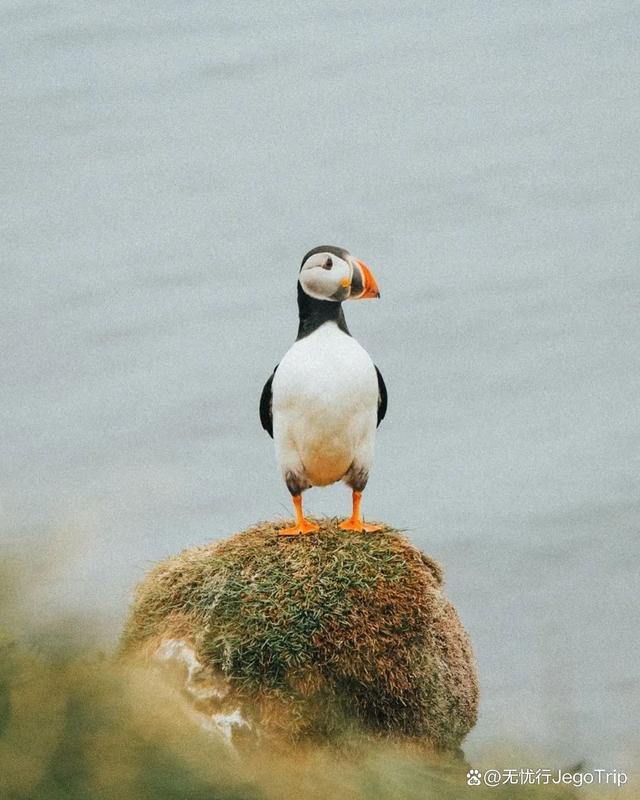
[[121, 518, 479, 751]]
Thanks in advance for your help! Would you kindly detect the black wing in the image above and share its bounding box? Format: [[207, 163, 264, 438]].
[[375, 365, 387, 427], [259, 365, 278, 438]]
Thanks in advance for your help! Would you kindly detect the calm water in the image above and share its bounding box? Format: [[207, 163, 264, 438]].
[[2, 1, 639, 768]]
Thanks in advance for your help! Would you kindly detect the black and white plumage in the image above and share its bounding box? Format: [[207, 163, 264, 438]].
[[260, 245, 386, 535]]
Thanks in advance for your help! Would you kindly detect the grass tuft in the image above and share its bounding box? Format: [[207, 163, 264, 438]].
[[121, 518, 478, 753]]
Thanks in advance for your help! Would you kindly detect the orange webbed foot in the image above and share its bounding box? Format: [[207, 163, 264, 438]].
[[278, 518, 320, 537], [338, 518, 383, 533]]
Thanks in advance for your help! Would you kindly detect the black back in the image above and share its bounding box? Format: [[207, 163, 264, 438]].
[[259, 366, 277, 438], [375, 365, 388, 427]]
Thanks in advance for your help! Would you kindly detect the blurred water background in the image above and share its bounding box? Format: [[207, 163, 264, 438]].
[[2, 0, 639, 770]]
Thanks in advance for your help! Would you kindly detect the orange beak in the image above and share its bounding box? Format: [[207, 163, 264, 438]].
[[351, 259, 380, 299]]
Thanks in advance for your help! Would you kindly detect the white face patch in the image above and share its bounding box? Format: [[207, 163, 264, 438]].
[[299, 251, 352, 301]]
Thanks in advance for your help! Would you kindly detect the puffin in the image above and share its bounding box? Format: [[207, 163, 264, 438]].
[[260, 245, 387, 536]]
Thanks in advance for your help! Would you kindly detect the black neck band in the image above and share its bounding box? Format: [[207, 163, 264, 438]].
[[296, 283, 351, 340]]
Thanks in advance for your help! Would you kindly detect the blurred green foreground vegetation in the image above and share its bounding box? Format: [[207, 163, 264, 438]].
[[0, 539, 632, 800]]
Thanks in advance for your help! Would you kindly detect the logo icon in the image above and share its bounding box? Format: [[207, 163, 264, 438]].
[[467, 769, 482, 786]]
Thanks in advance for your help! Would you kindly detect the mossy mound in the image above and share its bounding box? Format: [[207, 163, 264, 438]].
[[121, 519, 478, 754]]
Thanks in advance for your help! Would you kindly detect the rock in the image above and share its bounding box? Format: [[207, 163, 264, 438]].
[[121, 519, 478, 756]]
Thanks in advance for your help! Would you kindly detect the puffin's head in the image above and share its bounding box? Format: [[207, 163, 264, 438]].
[[298, 245, 380, 303]]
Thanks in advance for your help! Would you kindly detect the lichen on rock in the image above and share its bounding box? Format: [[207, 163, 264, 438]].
[[121, 519, 478, 755]]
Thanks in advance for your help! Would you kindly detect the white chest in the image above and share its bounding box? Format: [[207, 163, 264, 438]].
[[272, 322, 377, 411], [271, 322, 379, 486]]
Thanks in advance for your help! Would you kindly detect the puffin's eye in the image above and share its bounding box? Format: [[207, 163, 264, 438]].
[[321, 257, 333, 270]]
